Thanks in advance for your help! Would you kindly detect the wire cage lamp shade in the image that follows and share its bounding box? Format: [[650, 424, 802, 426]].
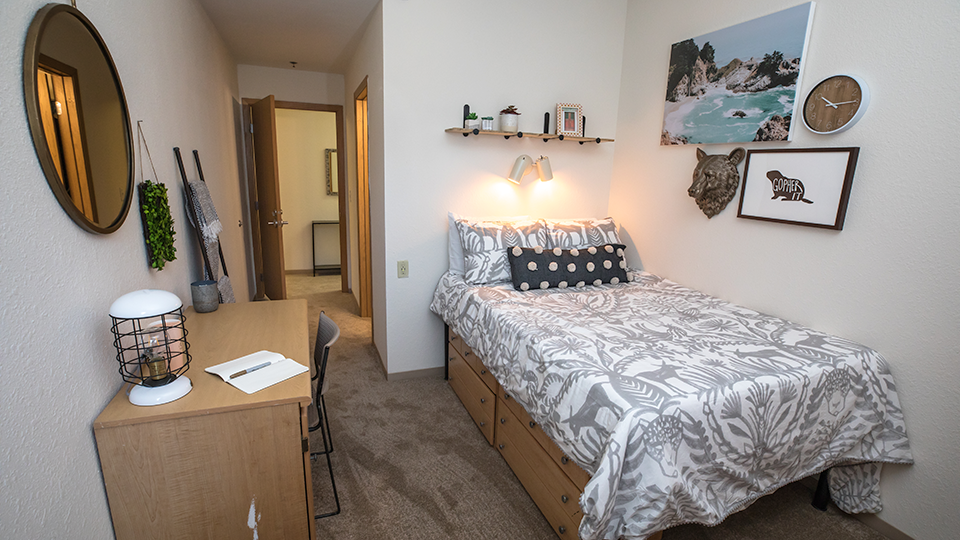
[[109, 289, 192, 406]]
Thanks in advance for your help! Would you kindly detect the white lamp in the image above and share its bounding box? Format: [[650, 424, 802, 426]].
[[109, 289, 192, 406], [507, 155, 552, 184]]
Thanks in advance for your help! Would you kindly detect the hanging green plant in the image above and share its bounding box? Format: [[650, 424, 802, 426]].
[[139, 180, 177, 270]]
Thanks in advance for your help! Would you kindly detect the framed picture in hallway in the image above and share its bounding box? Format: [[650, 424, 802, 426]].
[[325, 148, 338, 195], [737, 147, 859, 230]]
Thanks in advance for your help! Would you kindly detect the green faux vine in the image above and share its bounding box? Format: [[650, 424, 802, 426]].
[[139, 180, 177, 270]]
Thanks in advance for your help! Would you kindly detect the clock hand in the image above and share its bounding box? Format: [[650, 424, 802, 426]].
[[820, 96, 838, 108], [831, 100, 859, 106]]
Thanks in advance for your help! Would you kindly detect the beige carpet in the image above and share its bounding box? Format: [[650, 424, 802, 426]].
[[286, 274, 889, 540]]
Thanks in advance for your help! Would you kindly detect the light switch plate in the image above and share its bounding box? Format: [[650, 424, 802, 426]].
[[398, 260, 409, 278]]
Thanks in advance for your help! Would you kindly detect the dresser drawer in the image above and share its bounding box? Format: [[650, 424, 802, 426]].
[[499, 388, 591, 491], [448, 353, 496, 444], [496, 399, 583, 537]]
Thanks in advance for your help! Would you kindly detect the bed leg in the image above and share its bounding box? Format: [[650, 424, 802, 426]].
[[812, 469, 831, 511], [444, 324, 450, 380]]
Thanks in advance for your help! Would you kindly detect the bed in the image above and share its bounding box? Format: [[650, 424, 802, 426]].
[[431, 216, 912, 540]]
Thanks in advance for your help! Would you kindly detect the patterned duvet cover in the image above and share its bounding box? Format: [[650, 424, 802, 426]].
[[430, 271, 912, 540]]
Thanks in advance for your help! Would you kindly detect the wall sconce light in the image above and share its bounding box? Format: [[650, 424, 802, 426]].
[[507, 155, 553, 184]]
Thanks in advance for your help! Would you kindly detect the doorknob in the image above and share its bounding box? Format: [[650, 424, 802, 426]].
[[268, 210, 288, 228]]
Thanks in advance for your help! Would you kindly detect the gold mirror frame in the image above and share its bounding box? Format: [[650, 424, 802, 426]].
[[23, 4, 134, 234]]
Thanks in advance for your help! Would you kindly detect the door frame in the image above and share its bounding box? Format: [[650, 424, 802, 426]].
[[354, 78, 373, 318], [241, 99, 349, 299]]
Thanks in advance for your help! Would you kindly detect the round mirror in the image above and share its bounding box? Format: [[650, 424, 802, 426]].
[[24, 4, 134, 234]]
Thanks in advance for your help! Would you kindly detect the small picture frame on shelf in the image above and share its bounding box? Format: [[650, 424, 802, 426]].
[[737, 147, 859, 230], [557, 103, 582, 136]]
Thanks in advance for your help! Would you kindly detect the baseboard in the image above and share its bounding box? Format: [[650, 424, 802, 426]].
[[386, 366, 445, 381], [285, 269, 313, 275], [798, 476, 914, 540]]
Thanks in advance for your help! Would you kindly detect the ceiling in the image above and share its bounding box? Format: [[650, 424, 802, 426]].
[[196, 0, 381, 74]]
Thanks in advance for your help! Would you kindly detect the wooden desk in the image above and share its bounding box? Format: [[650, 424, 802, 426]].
[[94, 300, 316, 540]]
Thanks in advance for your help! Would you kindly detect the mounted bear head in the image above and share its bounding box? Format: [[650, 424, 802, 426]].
[[688, 147, 746, 218]]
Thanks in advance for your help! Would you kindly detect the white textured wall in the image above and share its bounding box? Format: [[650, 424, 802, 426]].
[[611, 0, 960, 538], [276, 108, 340, 271], [237, 64, 345, 105], [0, 0, 244, 536], [380, 0, 628, 374]]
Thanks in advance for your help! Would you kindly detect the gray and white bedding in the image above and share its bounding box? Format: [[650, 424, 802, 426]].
[[430, 270, 912, 540]]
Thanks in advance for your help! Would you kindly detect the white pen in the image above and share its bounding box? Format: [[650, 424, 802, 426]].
[[229, 360, 272, 379]]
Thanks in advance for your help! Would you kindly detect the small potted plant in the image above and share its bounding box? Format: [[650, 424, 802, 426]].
[[499, 105, 520, 133], [464, 112, 481, 131], [481, 116, 494, 131]]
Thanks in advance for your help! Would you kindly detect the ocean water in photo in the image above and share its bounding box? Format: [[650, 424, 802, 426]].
[[663, 86, 796, 144]]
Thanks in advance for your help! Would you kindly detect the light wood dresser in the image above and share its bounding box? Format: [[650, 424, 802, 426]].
[[94, 300, 316, 540]]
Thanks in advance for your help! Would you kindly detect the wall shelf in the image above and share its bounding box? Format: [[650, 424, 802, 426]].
[[445, 127, 613, 144]]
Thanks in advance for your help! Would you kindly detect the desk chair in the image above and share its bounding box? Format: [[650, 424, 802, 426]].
[[310, 311, 341, 518]]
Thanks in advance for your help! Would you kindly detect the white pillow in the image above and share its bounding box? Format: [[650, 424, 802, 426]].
[[447, 212, 528, 275]]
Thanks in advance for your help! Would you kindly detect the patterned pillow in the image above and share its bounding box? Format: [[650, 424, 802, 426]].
[[507, 244, 628, 291], [457, 218, 548, 284], [543, 217, 621, 250]]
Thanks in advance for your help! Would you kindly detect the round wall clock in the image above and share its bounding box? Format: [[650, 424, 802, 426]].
[[801, 74, 870, 134]]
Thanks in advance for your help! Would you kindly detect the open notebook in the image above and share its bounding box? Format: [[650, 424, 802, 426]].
[[205, 350, 308, 394]]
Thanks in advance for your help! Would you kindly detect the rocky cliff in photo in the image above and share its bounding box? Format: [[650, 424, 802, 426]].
[[666, 39, 799, 102]]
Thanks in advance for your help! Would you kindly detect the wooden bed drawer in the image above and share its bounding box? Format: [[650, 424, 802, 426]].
[[499, 388, 591, 491], [449, 330, 466, 357], [461, 346, 499, 394], [448, 353, 496, 444], [449, 330, 499, 394], [496, 399, 583, 537]]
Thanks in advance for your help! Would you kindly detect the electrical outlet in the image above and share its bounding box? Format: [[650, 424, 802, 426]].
[[397, 260, 409, 278]]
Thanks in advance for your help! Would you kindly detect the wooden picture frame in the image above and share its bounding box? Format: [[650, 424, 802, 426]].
[[556, 103, 582, 136], [325, 148, 338, 195], [737, 147, 859, 230]]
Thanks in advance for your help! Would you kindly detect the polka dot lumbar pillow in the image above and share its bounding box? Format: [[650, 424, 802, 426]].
[[506, 244, 628, 291]]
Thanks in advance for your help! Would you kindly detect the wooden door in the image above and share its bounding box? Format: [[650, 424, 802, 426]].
[[251, 95, 286, 301]]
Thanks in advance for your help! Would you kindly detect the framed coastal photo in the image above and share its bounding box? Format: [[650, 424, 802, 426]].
[[737, 147, 859, 230], [661, 2, 815, 145], [557, 103, 582, 136]]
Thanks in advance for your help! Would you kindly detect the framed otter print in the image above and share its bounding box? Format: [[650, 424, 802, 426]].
[[737, 147, 859, 230]]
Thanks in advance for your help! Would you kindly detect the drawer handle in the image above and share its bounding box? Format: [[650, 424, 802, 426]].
[[504, 393, 511, 400], [498, 443, 504, 450], [561, 456, 570, 464], [480, 422, 486, 427], [559, 526, 566, 534], [529, 421, 536, 428], [561, 495, 569, 503], [480, 369, 486, 374], [480, 398, 486, 403], [465, 351, 472, 357], [500, 418, 505, 424]]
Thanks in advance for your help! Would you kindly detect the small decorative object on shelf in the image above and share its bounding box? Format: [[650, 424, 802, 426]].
[[109, 289, 192, 406], [557, 103, 582, 137], [481, 116, 494, 131], [500, 105, 520, 133], [464, 112, 480, 131]]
